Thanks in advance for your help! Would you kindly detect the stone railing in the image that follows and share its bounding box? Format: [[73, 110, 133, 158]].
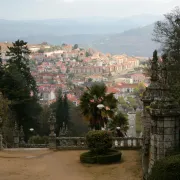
[[19, 144, 49, 148], [56, 137, 142, 150]]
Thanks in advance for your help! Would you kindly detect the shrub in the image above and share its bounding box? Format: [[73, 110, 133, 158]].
[[97, 150, 122, 164], [80, 149, 121, 164], [148, 154, 180, 180], [28, 135, 49, 144], [86, 130, 112, 154], [80, 151, 97, 164]]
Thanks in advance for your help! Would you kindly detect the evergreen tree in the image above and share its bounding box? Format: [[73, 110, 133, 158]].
[[153, 7, 180, 103], [0, 40, 41, 140], [63, 93, 70, 128], [50, 89, 64, 134], [6, 40, 38, 96]]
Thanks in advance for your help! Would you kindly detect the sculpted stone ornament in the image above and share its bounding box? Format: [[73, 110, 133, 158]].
[[48, 112, 56, 149], [13, 121, 19, 148]]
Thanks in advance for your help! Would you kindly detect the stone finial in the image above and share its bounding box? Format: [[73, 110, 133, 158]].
[[19, 125, 25, 145], [48, 111, 56, 137]]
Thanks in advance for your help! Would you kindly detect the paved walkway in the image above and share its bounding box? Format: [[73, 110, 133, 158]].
[[0, 150, 142, 180]]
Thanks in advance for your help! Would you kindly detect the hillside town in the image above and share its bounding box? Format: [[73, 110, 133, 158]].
[[0, 42, 148, 106]]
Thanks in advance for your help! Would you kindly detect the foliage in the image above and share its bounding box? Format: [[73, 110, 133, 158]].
[[38, 104, 51, 136], [109, 112, 129, 132], [0, 40, 42, 141], [73, 44, 78, 49], [148, 154, 180, 180], [85, 51, 91, 57], [50, 89, 70, 135], [28, 135, 49, 144], [69, 105, 89, 136], [97, 150, 122, 164], [118, 97, 129, 111], [153, 7, 180, 104], [80, 82, 117, 130], [134, 82, 146, 97], [127, 96, 138, 110], [86, 130, 112, 154], [136, 111, 142, 134], [80, 149, 121, 164]]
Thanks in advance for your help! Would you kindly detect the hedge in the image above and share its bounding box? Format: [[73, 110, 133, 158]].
[[80, 150, 122, 164], [148, 154, 180, 180], [86, 130, 112, 154]]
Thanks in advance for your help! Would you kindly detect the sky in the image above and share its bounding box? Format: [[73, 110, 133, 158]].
[[0, 0, 180, 20]]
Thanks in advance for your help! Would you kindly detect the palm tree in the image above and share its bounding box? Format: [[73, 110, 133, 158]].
[[108, 112, 129, 136], [80, 83, 117, 130]]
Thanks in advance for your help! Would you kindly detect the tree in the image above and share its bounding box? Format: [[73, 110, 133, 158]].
[[63, 93, 70, 128], [0, 40, 41, 140], [6, 40, 38, 96], [134, 82, 146, 97], [80, 82, 117, 130], [73, 44, 78, 50], [108, 112, 129, 132], [38, 104, 51, 136], [153, 7, 180, 103], [51, 89, 64, 134], [127, 96, 138, 110], [85, 51, 91, 57], [118, 97, 129, 111]]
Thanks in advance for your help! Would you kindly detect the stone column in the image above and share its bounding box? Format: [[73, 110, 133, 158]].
[[48, 112, 56, 149], [0, 117, 3, 150], [0, 134, 3, 150], [19, 126, 25, 147], [141, 50, 160, 179], [148, 96, 180, 172], [13, 121, 19, 148], [148, 58, 180, 172]]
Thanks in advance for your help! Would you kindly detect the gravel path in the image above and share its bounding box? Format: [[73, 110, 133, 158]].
[[0, 150, 142, 180]]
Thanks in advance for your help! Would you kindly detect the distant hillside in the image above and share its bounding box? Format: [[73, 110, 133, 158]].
[[91, 24, 160, 57], [0, 15, 161, 56]]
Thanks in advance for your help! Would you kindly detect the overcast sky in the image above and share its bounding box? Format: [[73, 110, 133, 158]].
[[0, 0, 180, 20]]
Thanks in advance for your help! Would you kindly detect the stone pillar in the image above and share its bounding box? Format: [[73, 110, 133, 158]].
[[0, 134, 3, 150], [148, 95, 180, 172], [0, 117, 3, 150], [141, 51, 160, 179], [13, 121, 19, 148], [19, 125, 25, 147], [148, 57, 180, 172], [48, 112, 56, 149]]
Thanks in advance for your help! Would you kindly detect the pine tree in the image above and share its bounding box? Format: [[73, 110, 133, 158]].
[[63, 93, 70, 128], [6, 40, 38, 96], [0, 40, 41, 140]]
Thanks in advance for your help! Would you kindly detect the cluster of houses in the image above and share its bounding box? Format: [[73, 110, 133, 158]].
[[0, 42, 148, 106]]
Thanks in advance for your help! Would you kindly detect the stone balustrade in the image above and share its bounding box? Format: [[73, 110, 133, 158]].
[[56, 137, 142, 150]]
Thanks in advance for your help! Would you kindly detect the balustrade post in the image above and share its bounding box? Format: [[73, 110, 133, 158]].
[[19, 125, 25, 147], [48, 112, 56, 149], [13, 121, 19, 148], [0, 117, 3, 150]]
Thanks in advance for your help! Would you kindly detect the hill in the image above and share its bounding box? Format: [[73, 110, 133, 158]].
[[91, 24, 160, 57]]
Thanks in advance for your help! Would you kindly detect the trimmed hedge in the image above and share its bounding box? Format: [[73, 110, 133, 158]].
[[80, 150, 122, 164], [97, 150, 122, 164], [86, 130, 112, 154], [80, 151, 97, 164], [148, 154, 180, 180]]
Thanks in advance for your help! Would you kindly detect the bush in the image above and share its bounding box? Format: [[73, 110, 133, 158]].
[[86, 130, 112, 154], [148, 154, 180, 180], [80, 151, 97, 164], [97, 150, 122, 164], [80, 149, 121, 164], [28, 135, 49, 144]]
